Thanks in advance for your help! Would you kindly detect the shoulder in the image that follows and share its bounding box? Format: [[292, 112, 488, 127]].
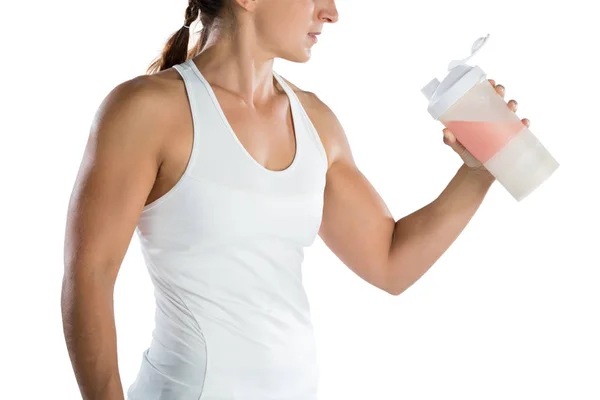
[[92, 69, 189, 154], [99, 69, 185, 125], [277, 75, 353, 168]]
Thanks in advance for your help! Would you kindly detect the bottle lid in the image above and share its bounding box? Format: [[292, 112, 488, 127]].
[[422, 34, 490, 120]]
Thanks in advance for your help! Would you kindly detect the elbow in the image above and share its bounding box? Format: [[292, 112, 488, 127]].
[[385, 275, 412, 295], [383, 261, 406, 296], [386, 286, 404, 296], [383, 271, 405, 296]]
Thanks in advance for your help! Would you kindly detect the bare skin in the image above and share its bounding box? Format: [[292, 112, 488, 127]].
[[62, 0, 530, 398]]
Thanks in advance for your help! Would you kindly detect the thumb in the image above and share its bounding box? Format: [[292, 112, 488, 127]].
[[443, 129, 481, 168]]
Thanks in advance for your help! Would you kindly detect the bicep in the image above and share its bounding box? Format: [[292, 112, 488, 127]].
[[64, 80, 165, 286], [318, 158, 395, 291], [313, 98, 396, 292]]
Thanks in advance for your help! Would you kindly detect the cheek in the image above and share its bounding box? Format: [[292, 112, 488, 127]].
[[287, 0, 315, 29], [270, 20, 308, 46], [257, 2, 313, 46]]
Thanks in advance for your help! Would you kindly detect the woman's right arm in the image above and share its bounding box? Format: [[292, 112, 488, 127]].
[[61, 77, 168, 400]]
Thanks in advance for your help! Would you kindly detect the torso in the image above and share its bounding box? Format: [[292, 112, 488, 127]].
[[141, 61, 332, 208], [127, 59, 329, 398]]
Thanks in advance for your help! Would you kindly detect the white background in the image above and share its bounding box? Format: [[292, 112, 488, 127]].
[[2, 0, 599, 399]]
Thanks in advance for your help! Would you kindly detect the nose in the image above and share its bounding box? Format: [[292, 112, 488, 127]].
[[318, 0, 339, 23]]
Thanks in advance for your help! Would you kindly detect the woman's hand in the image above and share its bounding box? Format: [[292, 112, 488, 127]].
[[442, 78, 531, 171]]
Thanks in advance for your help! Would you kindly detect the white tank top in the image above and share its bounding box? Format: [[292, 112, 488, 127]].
[[126, 59, 328, 400]]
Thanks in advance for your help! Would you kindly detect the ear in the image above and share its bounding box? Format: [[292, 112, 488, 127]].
[[233, 0, 258, 12]]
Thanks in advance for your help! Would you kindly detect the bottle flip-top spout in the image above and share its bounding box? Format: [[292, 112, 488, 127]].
[[447, 33, 490, 71], [421, 34, 491, 120], [421, 34, 490, 103], [421, 33, 490, 101]]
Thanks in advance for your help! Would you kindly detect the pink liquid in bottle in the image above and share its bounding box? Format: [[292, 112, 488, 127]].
[[443, 120, 526, 163]]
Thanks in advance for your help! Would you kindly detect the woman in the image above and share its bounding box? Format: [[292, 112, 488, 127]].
[[61, 0, 529, 399]]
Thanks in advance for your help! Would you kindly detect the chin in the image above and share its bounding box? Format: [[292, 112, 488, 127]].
[[278, 48, 312, 64]]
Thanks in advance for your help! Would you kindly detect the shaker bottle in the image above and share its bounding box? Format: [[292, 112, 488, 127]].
[[421, 34, 559, 201]]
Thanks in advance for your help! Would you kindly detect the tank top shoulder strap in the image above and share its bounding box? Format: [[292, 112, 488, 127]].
[[172, 59, 197, 88], [272, 71, 328, 167], [169, 60, 203, 179]]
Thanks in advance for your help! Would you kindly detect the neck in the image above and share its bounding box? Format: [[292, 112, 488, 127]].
[[192, 24, 279, 108]]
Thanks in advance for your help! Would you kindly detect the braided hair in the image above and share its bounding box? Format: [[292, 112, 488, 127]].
[[147, 0, 229, 74]]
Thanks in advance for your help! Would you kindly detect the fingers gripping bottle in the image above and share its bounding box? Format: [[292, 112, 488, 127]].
[[421, 34, 559, 201]]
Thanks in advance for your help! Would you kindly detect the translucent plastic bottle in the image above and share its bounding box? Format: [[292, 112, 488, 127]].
[[422, 34, 559, 201]]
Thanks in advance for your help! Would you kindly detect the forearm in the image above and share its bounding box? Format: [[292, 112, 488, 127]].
[[61, 268, 125, 400], [386, 164, 495, 295]]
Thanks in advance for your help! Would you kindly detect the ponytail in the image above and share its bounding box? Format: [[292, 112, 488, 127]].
[[147, 0, 229, 74], [146, 3, 202, 74]]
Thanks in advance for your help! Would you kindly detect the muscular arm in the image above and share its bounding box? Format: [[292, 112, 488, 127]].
[[61, 77, 169, 400], [297, 88, 494, 296], [385, 166, 494, 294]]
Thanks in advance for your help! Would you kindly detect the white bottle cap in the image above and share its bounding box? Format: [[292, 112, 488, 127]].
[[422, 34, 490, 120]]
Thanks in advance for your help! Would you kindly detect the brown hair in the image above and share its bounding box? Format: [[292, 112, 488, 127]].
[[147, 0, 230, 74]]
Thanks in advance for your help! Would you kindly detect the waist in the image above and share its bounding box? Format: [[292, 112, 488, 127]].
[[152, 289, 318, 367], [127, 323, 319, 400]]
